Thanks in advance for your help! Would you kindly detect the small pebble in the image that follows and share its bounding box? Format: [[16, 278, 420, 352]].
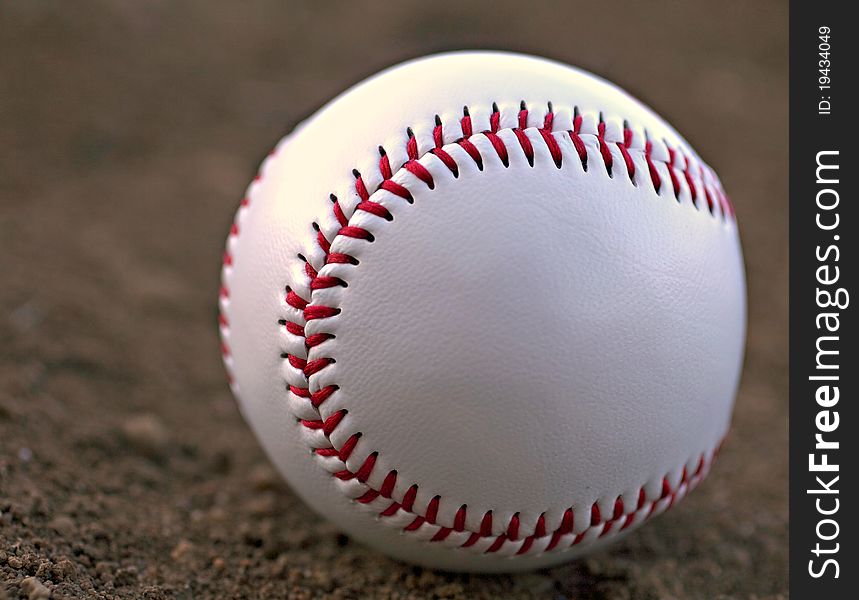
[[115, 565, 139, 586], [53, 558, 77, 580], [9, 301, 42, 332], [48, 515, 76, 537], [20, 577, 50, 600], [121, 414, 170, 459], [170, 539, 194, 563], [249, 463, 280, 491]]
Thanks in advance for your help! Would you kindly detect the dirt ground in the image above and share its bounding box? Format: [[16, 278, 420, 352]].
[[0, 1, 788, 598]]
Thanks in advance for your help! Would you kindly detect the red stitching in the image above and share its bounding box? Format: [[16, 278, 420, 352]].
[[402, 485, 418, 512], [538, 128, 563, 168], [337, 225, 375, 241], [378, 147, 393, 180], [221, 102, 734, 558], [406, 128, 419, 160], [617, 142, 635, 181], [682, 158, 697, 203], [453, 505, 467, 531], [353, 171, 370, 203], [430, 147, 458, 176], [597, 122, 613, 176], [303, 260, 317, 280], [286, 288, 309, 310], [356, 200, 392, 221], [703, 182, 716, 214], [483, 131, 509, 166], [460, 106, 473, 138], [458, 138, 484, 169], [310, 275, 345, 290], [379, 179, 413, 202], [569, 131, 588, 171], [403, 160, 434, 188], [287, 355, 306, 371], [426, 495, 441, 524], [506, 513, 520, 540], [433, 115, 444, 148], [489, 103, 501, 133], [380, 471, 397, 498], [326, 252, 358, 265], [310, 384, 337, 407], [304, 305, 340, 320], [666, 146, 682, 199], [331, 194, 349, 226], [518, 103, 529, 130], [304, 357, 334, 377], [513, 129, 534, 166], [645, 139, 662, 194]]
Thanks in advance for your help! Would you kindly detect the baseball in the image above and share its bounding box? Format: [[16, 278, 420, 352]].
[[219, 51, 746, 571]]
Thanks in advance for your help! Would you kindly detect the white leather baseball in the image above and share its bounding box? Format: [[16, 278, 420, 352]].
[[219, 51, 746, 572]]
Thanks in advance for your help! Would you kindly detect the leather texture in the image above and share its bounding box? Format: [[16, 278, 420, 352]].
[[220, 51, 746, 571]]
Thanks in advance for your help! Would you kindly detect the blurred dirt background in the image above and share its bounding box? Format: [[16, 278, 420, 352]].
[[0, 1, 787, 598]]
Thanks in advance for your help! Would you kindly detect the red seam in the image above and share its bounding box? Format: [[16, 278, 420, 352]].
[[666, 146, 682, 198], [517, 105, 528, 130], [569, 131, 588, 169], [617, 142, 635, 182], [332, 196, 349, 227], [597, 122, 613, 176], [460, 108, 473, 138], [513, 128, 534, 165], [404, 160, 434, 188], [538, 128, 563, 168], [379, 147, 392, 180], [356, 200, 392, 220], [645, 140, 662, 194], [489, 103, 501, 133], [433, 115, 444, 148], [431, 147, 459, 176], [483, 131, 509, 165], [457, 138, 484, 169], [406, 129, 419, 160]]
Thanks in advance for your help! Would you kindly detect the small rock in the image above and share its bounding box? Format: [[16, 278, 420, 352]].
[[9, 301, 42, 332], [282, 528, 313, 550], [121, 414, 170, 459], [249, 463, 280, 491], [34, 560, 54, 581], [53, 558, 77, 581], [7, 555, 23, 569], [48, 515, 76, 537], [18, 447, 33, 462], [115, 565, 138, 587], [209, 449, 232, 474], [95, 561, 114, 583], [247, 493, 277, 516], [512, 573, 555, 594], [141, 586, 169, 600], [20, 577, 50, 600], [170, 539, 194, 563], [95, 561, 112, 574]]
